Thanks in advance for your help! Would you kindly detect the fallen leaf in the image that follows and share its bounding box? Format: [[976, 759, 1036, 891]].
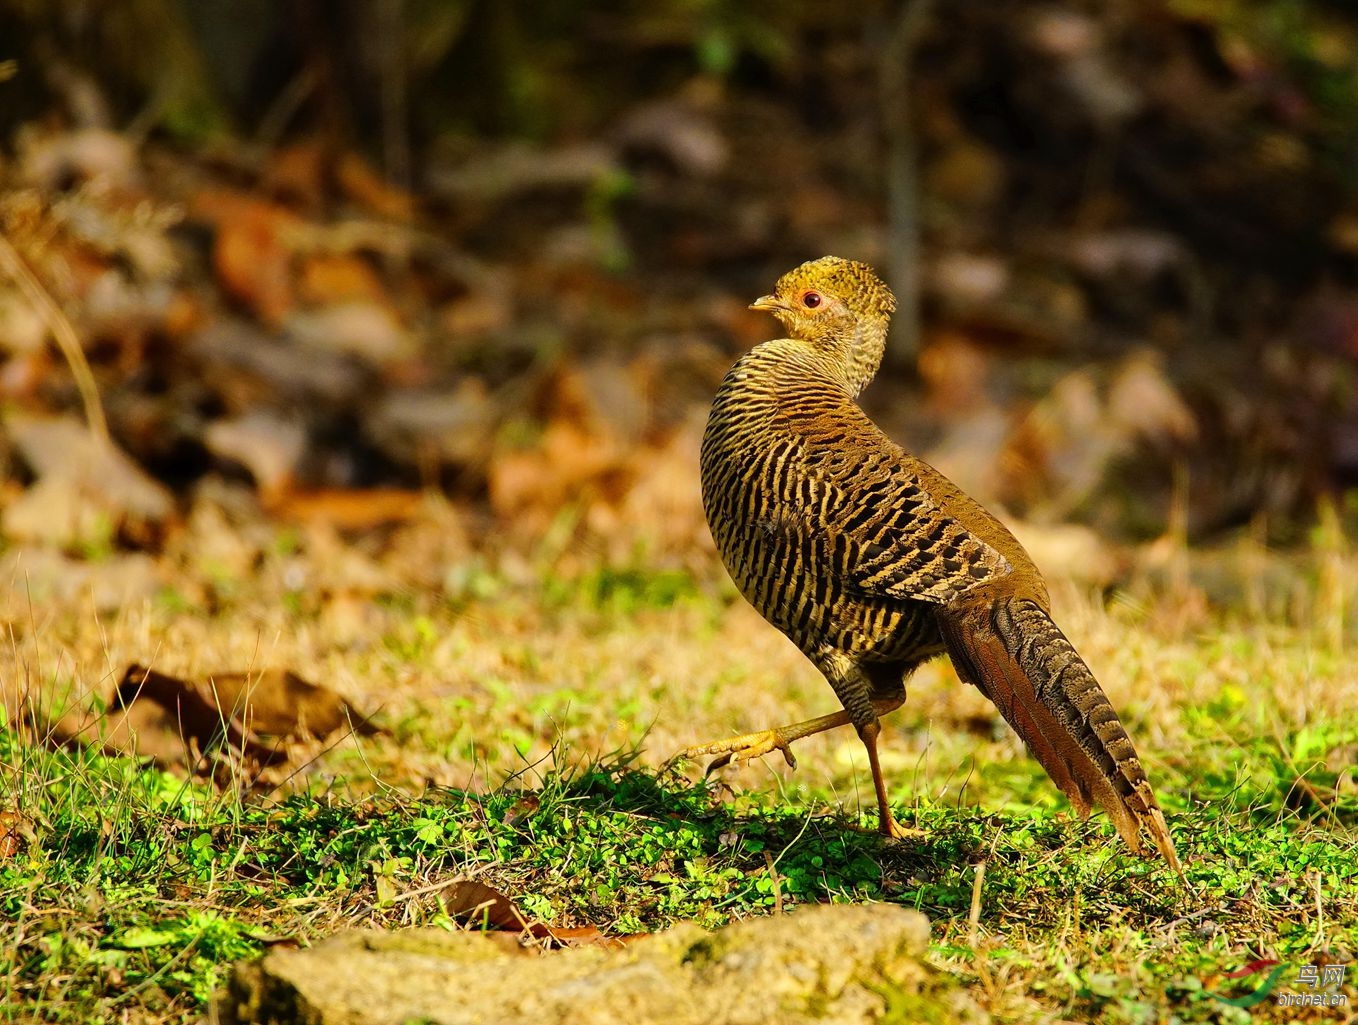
[[1106, 350, 1197, 446], [44, 664, 381, 785], [442, 879, 534, 933], [1, 548, 162, 612], [0, 809, 28, 861], [268, 489, 426, 529], [188, 318, 366, 405], [615, 92, 728, 177], [426, 141, 613, 204], [264, 139, 329, 211], [2, 413, 176, 548], [204, 411, 308, 503], [191, 666, 383, 740], [337, 152, 415, 222], [502, 795, 540, 828], [297, 253, 390, 308], [368, 378, 497, 468], [17, 127, 139, 191], [193, 191, 302, 326], [441, 879, 630, 949], [285, 301, 411, 363]]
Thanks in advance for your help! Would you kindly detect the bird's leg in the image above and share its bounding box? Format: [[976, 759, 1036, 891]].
[[855, 718, 922, 840], [820, 656, 921, 841], [669, 697, 902, 774]]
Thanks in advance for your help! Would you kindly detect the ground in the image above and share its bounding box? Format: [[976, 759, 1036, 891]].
[[1, 496, 1355, 1024]]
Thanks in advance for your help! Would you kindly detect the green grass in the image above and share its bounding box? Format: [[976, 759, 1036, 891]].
[[2, 527, 1357, 1022], [3, 720, 1355, 1022]]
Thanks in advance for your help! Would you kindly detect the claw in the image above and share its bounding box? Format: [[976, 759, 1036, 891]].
[[884, 821, 927, 841], [670, 727, 800, 777]]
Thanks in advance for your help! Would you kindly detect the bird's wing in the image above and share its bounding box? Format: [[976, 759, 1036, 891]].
[[786, 408, 1012, 603]]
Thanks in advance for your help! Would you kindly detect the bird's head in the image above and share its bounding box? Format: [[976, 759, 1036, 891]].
[[749, 256, 896, 393], [750, 256, 895, 341]]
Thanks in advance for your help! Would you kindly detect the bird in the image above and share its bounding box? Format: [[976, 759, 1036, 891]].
[[682, 255, 1181, 872]]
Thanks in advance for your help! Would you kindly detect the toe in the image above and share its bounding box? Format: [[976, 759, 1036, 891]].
[[704, 753, 734, 775]]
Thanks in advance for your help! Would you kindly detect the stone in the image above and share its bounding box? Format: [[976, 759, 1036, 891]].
[[216, 903, 984, 1025]]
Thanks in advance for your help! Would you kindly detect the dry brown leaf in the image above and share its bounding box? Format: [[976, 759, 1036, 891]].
[[606, 420, 709, 559], [285, 301, 410, 363], [268, 488, 426, 529], [1106, 350, 1197, 446], [368, 378, 497, 468], [196, 667, 383, 740], [2, 413, 176, 548], [614, 93, 728, 177], [998, 349, 1197, 518], [297, 253, 390, 308], [919, 331, 995, 416], [263, 140, 330, 210], [48, 670, 249, 771], [1, 548, 162, 612], [203, 411, 307, 502], [442, 879, 534, 933], [193, 191, 302, 326], [0, 809, 28, 862], [17, 127, 138, 191], [441, 879, 630, 949], [337, 152, 415, 222], [45, 664, 381, 784]]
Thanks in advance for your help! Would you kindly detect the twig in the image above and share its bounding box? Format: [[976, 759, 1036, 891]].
[[763, 850, 784, 916], [1312, 871, 1326, 950], [0, 233, 109, 446], [256, 67, 319, 153], [967, 859, 986, 945]]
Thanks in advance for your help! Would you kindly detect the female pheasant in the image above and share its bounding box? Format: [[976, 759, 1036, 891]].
[[687, 255, 1180, 871]]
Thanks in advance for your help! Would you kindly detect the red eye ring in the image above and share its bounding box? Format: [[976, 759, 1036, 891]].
[[801, 291, 822, 309]]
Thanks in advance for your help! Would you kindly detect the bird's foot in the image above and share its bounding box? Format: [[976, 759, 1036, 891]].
[[668, 728, 799, 775], [882, 819, 928, 841], [874, 808, 927, 842]]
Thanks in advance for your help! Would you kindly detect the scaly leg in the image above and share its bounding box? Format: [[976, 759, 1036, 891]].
[[669, 694, 904, 774], [856, 718, 923, 840]]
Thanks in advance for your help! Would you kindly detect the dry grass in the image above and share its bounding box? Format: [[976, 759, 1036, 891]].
[[2, 493, 1357, 1023]]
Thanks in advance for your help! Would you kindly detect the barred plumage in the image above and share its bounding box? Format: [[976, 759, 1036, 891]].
[[685, 255, 1180, 872]]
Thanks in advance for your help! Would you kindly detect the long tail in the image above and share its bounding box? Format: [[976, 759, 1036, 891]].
[[938, 595, 1182, 875]]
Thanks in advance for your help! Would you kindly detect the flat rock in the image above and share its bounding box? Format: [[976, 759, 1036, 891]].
[[216, 903, 984, 1025]]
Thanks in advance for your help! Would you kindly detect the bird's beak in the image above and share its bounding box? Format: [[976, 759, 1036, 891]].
[[749, 294, 790, 313]]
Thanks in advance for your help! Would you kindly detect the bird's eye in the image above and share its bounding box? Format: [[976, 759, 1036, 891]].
[[801, 291, 822, 309]]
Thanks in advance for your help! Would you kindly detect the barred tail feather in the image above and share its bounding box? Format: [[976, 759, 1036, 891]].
[[939, 596, 1182, 875]]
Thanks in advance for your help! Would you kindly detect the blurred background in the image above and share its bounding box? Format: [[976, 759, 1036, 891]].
[[2, 0, 1358, 579]]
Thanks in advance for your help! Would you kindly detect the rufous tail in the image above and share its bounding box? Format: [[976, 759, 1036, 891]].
[[939, 595, 1182, 876]]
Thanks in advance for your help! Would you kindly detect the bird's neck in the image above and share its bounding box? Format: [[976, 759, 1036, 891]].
[[815, 319, 888, 397]]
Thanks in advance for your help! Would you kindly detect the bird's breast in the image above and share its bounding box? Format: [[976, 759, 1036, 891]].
[[699, 363, 941, 664]]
